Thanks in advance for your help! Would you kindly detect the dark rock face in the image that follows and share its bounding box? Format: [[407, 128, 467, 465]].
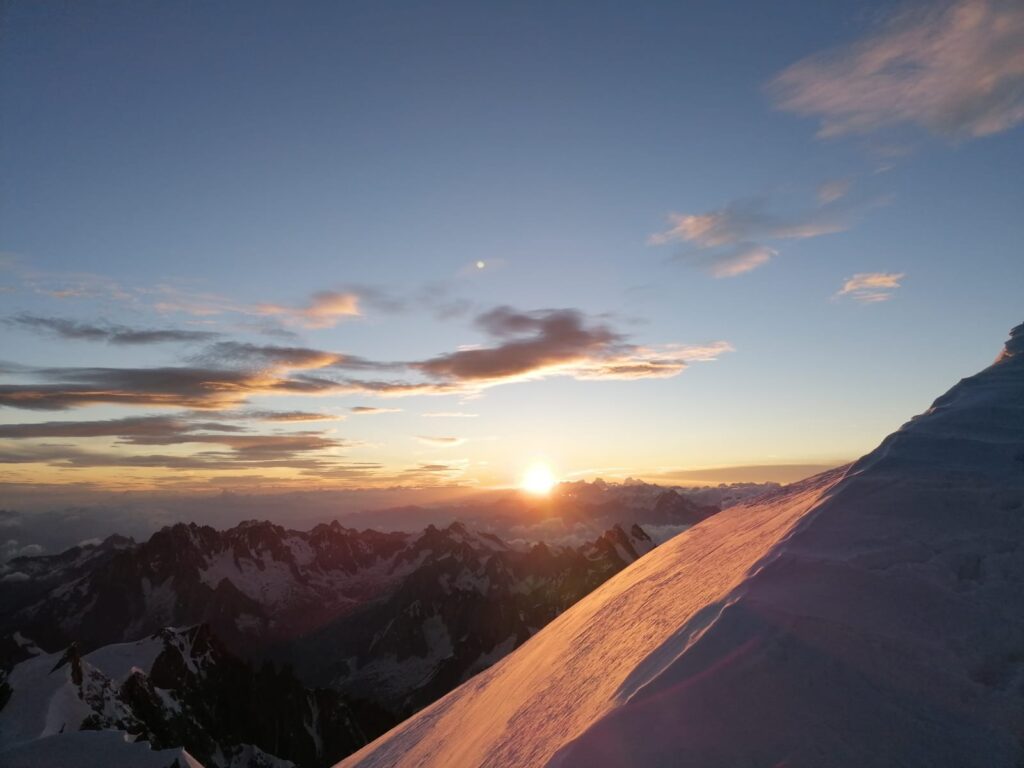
[[0, 521, 412, 656], [2, 625, 385, 768], [0, 516, 672, 766], [110, 626, 387, 768], [287, 523, 656, 716]]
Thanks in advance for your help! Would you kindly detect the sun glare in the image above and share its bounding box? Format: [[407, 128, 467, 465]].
[[521, 463, 557, 495]]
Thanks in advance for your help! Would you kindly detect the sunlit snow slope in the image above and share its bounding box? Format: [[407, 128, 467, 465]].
[[338, 322, 1024, 768]]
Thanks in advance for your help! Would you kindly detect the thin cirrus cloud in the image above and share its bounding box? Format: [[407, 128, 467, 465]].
[[241, 410, 344, 422], [7, 314, 221, 345], [835, 272, 905, 303], [768, 0, 1024, 140], [0, 415, 245, 439], [0, 443, 353, 472], [190, 341, 384, 372], [0, 365, 343, 410], [415, 435, 466, 447], [648, 196, 851, 277], [350, 406, 403, 415], [0, 414, 350, 470], [817, 179, 852, 204]]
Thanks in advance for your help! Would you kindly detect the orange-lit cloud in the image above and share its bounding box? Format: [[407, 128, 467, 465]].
[[835, 272, 905, 303], [255, 290, 361, 328], [704, 244, 777, 278], [769, 0, 1024, 139], [350, 406, 403, 415], [0, 305, 731, 415], [415, 435, 466, 447], [242, 410, 343, 422], [414, 307, 730, 386], [649, 196, 852, 277], [650, 198, 848, 249]]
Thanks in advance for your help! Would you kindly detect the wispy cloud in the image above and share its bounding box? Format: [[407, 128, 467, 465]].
[[649, 196, 854, 277], [817, 178, 852, 204], [769, 0, 1024, 139], [255, 290, 361, 328], [0, 365, 341, 410], [0, 413, 352, 471], [415, 435, 466, 447], [190, 341, 379, 372], [398, 461, 469, 483], [0, 442, 349, 472], [244, 410, 343, 422], [648, 198, 847, 249], [0, 415, 244, 439], [835, 272, 905, 303], [8, 315, 220, 345], [701, 243, 778, 278], [251, 286, 407, 329], [350, 406, 403, 415]]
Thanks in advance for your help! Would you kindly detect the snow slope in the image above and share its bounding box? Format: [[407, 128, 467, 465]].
[[338, 322, 1024, 768]]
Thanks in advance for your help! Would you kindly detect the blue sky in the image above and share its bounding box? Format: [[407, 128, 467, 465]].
[[1, 0, 1022, 496]]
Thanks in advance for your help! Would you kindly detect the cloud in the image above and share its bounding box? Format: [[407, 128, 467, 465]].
[[1, 305, 731, 410], [388, 307, 730, 390], [350, 406, 403, 415], [0, 442, 344, 471], [649, 197, 847, 249], [118, 432, 345, 456], [8, 314, 220, 344], [193, 341, 344, 369], [398, 461, 469, 483], [415, 435, 466, 447], [649, 195, 866, 277], [817, 179, 852, 204], [769, 0, 1024, 139], [0, 413, 354, 472], [701, 243, 778, 278], [242, 410, 343, 422], [0, 415, 245, 439], [0, 365, 343, 410], [835, 272, 905, 303], [255, 290, 360, 328], [1, 540, 44, 562], [416, 307, 622, 382]]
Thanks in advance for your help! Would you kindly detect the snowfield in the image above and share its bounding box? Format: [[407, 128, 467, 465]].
[[338, 322, 1024, 768]]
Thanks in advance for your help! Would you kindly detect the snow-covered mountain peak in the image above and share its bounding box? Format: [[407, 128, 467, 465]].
[[338, 321, 1024, 768], [996, 321, 1024, 363]]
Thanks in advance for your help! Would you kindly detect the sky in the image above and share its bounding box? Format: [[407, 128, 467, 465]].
[[1, 0, 1022, 503]]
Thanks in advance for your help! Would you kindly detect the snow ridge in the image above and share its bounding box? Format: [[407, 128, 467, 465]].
[[338, 322, 1024, 768]]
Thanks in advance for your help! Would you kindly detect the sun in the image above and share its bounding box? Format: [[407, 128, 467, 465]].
[[521, 463, 557, 495]]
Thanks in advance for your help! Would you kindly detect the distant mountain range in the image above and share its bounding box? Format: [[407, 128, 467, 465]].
[[0, 480, 712, 767]]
